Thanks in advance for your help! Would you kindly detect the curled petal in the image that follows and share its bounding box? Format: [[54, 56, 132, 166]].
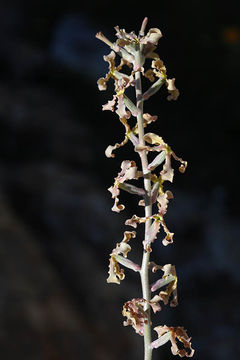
[[144, 69, 155, 82], [112, 197, 125, 213], [125, 215, 148, 228], [107, 256, 125, 284], [143, 113, 158, 126], [97, 76, 109, 91], [144, 133, 165, 145], [108, 185, 125, 213], [152, 58, 166, 76], [122, 230, 136, 243], [166, 78, 180, 101], [111, 230, 136, 257], [142, 28, 163, 45], [116, 94, 131, 119], [103, 50, 116, 68], [161, 219, 174, 246], [118, 160, 139, 183], [105, 145, 118, 158], [102, 96, 117, 112], [141, 28, 163, 58], [157, 190, 173, 216], [149, 262, 163, 273], [105, 117, 131, 158], [172, 151, 188, 173], [161, 153, 174, 182], [105, 137, 128, 158], [112, 242, 131, 258]]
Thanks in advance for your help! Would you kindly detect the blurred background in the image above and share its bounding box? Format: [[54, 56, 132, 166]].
[[0, 0, 239, 359]]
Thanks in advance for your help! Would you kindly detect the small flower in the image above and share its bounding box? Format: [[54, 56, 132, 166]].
[[122, 298, 148, 336], [151, 325, 195, 357], [150, 264, 178, 307], [108, 160, 141, 212]]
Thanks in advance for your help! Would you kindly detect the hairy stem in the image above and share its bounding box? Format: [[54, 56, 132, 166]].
[[135, 53, 153, 360]]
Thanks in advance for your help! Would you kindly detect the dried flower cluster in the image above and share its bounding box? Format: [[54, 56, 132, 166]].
[[96, 18, 194, 359]]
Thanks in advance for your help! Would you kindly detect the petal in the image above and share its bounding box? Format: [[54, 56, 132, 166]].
[[142, 28, 162, 45], [157, 190, 173, 216], [125, 215, 147, 228], [143, 113, 158, 126], [144, 132, 165, 145], [116, 95, 131, 119], [102, 96, 117, 111], [111, 230, 136, 257], [107, 257, 125, 284], [103, 51, 116, 70], [144, 69, 155, 82], [166, 78, 180, 101], [161, 153, 174, 182], [97, 77, 108, 91]]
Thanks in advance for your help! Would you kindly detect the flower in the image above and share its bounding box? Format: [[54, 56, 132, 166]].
[[151, 325, 195, 357], [122, 298, 148, 336]]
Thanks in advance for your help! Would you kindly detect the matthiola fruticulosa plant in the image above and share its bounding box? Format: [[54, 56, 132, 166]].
[[96, 18, 194, 360]]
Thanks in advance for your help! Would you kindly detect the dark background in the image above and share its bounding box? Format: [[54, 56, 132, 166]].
[[0, 0, 239, 359]]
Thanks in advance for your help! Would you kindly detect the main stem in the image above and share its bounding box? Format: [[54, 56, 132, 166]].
[[135, 53, 153, 360]]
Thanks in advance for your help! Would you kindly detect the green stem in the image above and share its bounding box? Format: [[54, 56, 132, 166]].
[[135, 54, 153, 360]]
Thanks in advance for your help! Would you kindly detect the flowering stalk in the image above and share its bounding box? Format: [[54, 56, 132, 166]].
[[96, 18, 194, 359]]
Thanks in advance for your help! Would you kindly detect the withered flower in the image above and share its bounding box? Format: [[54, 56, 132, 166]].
[[108, 160, 141, 212], [151, 325, 194, 357], [151, 264, 178, 307], [122, 298, 148, 336]]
